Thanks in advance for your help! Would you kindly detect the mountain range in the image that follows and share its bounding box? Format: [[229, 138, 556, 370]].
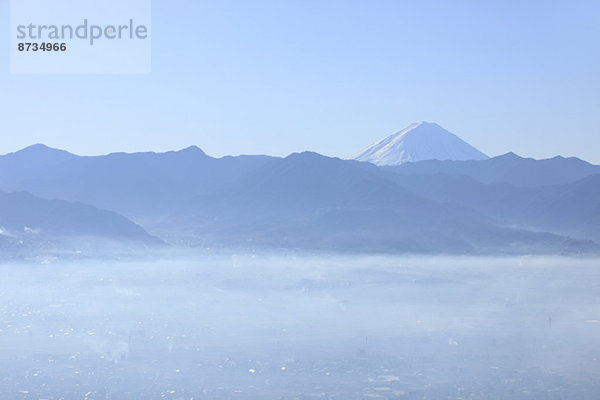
[[1, 123, 598, 256], [385, 151, 600, 187]]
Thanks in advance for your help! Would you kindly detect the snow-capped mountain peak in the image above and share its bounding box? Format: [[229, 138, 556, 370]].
[[349, 121, 488, 166]]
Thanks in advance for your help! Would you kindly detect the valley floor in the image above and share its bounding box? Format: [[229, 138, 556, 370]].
[[1, 253, 599, 399]]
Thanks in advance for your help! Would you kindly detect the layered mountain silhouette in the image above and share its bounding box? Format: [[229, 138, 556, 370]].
[[0, 144, 276, 219], [173, 152, 594, 254], [382, 171, 600, 242], [0, 189, 159, 251], [0, 138, 598, 255], [349, 122, 488, 165], [385, 151, 600, 187]]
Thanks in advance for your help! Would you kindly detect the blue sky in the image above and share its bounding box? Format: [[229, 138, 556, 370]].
[[1, 0, 599, 162]]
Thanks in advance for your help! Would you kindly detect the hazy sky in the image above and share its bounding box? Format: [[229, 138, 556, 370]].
[[1, 0, 599, 162]]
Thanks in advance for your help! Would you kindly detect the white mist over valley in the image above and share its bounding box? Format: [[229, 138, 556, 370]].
[[1, 253, 599, 399]]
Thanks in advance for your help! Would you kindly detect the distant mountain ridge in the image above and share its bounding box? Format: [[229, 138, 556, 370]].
[[0, 143, 598, 255], [167, 151, 594, 254], [384, 152, 600, 187], [0, 144, 277, 219], [349, 122, 488, 166]]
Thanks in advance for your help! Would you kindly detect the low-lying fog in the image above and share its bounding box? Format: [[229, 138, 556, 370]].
[[1, 253, 599, 399]]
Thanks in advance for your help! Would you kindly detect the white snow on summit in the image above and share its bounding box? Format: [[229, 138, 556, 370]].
[[349, 122, 488, 166]]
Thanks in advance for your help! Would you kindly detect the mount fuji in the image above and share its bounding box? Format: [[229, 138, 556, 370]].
[[349, 122, 489, 166]]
